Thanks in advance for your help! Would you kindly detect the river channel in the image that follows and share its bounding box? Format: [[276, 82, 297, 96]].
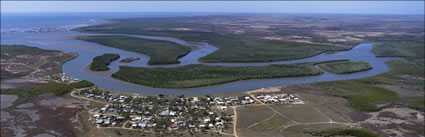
[[1, 30, 397, 95]]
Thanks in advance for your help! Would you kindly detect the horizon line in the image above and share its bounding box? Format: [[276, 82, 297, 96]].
[[2, 11, 424, 16]]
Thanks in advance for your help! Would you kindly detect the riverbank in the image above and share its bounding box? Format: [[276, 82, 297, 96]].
[[1, 45, 79, 88], [77, 35, 191, 65], [112, 63, 323, 88], [318, 61, 372, 74]]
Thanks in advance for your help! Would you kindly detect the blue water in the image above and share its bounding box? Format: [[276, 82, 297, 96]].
[[1, 12, 220, 31]]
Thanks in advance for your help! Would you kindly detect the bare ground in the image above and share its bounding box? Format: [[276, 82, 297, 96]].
[[0, 93, 90, 137]]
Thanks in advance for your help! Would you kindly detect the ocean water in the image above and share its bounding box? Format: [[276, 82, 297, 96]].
[[1, 12, 218, 33]]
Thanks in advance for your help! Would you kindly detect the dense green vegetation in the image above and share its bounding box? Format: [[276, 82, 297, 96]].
[[373, 42, 425, 66], [1, 80, 95, 106], [90, 53, 120, 71], [315, 41, 425, 111], [74, 18, 346, 62], [364, 35, 425, 45], [1, 82, 73, 105], [373, 42, 424, 58], [307, 128, 379, 137], [318, 61, 372, 74], [69, 80, 95, 89], [112, 63, 323, 88], [408, 96, 425, 110], [119, 57, 140, 63], [201, 38, 345, 63], [0, 45, 58, 59], [78, 35, 190, 65], [317, 60, 424, 111]]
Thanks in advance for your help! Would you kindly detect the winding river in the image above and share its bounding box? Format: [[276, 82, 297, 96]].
[[1, 31, 398, 95]]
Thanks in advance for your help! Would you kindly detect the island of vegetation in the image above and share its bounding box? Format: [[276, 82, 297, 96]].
[[112, 63, 323, 88], [74, 17, 348, 63], [77, 35, 190, 65], [90, 53, 120, 71], [119, 57, 140, 63], [318, 61, 372, 74], [373, 42, 424, 66]]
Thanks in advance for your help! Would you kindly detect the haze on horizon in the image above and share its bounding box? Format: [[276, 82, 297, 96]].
[[1, 1, 424, 15]]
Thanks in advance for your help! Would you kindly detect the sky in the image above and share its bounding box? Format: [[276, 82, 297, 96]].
[[1, 1, 424, 15]]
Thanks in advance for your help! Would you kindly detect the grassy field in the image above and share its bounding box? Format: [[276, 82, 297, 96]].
[[270, 103, 330, 123], [236, 106, 276, 137], [316, 59, 424, 111], [318, 61, 372, 74], [254, 115, 292, 130], [236, 103, 351, 137], [112, 63, 322, 88], [90, 53, 120, 71], [77, 35, 190, 65], [69, 80, 95, 89], [74, 18, 347, 63]]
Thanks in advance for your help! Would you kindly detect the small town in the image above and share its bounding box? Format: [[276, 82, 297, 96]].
[[39, 73, 80, 83], [73, 87, 304, 134]]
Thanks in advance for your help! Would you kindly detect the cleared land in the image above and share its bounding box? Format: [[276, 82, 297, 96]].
[[236, 105, 276, 137], [1, 90, 90, 137], [0, 45, 93, 137], [318, 61, 372, 74], [235, 102, 356, 137], [1, 45, 76, 79], [78, 35, 190, 65], [112, 63, 322, 88], [90, 53, 120, 71], [270, 103, 330, 123]]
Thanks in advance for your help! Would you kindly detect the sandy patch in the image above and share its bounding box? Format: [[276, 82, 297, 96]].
[[247, 87, 281, 93]]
